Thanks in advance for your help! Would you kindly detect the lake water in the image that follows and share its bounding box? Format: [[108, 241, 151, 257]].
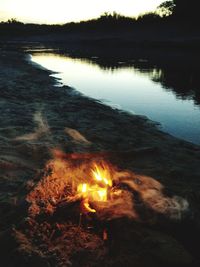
[[31, 52, 200, 145]]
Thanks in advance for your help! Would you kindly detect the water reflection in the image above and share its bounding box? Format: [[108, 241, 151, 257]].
[[31, 52, 200, 144]]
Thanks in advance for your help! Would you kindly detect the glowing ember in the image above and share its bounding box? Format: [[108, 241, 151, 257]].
[[77, 164, 112, 213]]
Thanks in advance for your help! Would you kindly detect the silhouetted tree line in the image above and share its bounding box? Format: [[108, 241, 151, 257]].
[[171, 0, 200, 22], [0, 20, 62, 37], [138, 0, 200, 24], [0, 0, 199, 37]]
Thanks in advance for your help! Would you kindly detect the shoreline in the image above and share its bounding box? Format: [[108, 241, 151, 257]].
[[0, 46, 200, 266], [30, 47, 200, 145]]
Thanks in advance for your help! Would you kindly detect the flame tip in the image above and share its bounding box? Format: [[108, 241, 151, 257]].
[[77, 163, 112, 213]]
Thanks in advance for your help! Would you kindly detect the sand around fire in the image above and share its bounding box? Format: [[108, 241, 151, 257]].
[[0, 46, 200, 267]]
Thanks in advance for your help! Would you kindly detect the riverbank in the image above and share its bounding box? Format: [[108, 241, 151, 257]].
[[0, 47, 200, 267]]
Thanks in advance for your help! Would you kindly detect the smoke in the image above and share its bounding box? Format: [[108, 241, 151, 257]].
[[119, 176, 189, 221], [91, 175, 189, 222]]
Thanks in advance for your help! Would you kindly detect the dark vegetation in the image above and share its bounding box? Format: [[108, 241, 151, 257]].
[[0, 0, 199, 42]]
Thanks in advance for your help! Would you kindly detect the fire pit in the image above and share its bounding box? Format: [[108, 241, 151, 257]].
[[27, 150, 188, 225], [24, 151, 190, 267]]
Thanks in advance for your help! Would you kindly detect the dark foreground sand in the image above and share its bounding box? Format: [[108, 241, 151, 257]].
[[0, 47, 200, 267]]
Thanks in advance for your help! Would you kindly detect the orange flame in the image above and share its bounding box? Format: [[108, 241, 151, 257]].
[[77, 163, 112, 213]]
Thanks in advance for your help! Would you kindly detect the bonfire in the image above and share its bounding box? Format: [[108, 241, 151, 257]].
[[24, 151, 189, 266], [27, 151, 188, 224]]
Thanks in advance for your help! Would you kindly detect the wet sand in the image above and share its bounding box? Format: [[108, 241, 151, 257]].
[[0, 47, 200, 266]]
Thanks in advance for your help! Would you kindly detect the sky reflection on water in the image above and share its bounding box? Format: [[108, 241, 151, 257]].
[[31, 53, 200, 145]]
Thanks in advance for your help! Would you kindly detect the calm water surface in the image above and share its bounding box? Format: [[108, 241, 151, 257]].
[[31, 53, 200, 145]]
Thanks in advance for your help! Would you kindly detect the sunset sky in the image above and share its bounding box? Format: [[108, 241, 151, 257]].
[[0, 0, 166, 24]]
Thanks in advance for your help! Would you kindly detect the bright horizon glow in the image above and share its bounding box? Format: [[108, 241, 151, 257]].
[[0, 0, 166, 24]]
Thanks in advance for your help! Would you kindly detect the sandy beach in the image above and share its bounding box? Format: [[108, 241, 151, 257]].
[[0, 46, 200, 267]]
